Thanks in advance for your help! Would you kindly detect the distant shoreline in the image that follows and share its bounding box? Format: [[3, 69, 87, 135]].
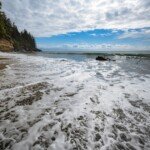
[[39, 50, 150, 57]]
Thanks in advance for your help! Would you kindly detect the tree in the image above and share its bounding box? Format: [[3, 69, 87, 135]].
[[0, 1, 37, 51], [0, 10, 7, 38]]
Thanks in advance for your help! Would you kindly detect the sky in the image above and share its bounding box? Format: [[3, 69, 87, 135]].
[[2, 0, 150, 51]]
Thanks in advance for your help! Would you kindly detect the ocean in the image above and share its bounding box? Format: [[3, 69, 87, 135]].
[[36, 51, 150, 74], [0, 51, 150, 150]]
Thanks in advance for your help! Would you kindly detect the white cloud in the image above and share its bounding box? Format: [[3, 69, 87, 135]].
[[90, 33, 97, 37], [118, 28, 150, 39], [38, 42, 150, 51], [2, 0, 150, 37], [90, 33, 112, 37]]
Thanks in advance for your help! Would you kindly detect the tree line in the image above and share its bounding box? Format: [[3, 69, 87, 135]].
[[0, 2, 38, 51]]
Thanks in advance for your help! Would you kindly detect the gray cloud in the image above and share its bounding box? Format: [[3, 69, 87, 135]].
[[118, 28, 150, 39], [2, 0, 150, 37]]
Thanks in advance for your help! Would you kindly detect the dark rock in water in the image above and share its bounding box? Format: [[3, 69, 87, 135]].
[[119, 133, 131, 142], [96, 56, 110, 61], [94, 133, 101, 141], [115, 143, 127, 150], [51, 137, 56, 141], [0, 139, 14, 149], [35, 48, 42, 52], [126, 143, 136, 150], [13, 48, 42, 53]]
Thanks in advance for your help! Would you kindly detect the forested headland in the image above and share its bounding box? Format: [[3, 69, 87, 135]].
[[0, 2, 40, 52]]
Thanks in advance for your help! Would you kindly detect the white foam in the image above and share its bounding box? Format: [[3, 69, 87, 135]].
[[0, 52, 150, 150]]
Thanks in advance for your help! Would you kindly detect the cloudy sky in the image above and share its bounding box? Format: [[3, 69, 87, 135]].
[[2, 0, 150, 51]]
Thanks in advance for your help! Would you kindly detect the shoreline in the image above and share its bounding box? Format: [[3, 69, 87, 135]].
[[0, 52, 150, 150]]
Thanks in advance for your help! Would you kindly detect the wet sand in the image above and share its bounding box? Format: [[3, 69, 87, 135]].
[[0, 64, 7, 70], [0, 57, 9, 70]]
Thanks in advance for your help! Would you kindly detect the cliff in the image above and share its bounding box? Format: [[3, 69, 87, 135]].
[[0, 2, 40, 52], [0, 39, 14, 52]]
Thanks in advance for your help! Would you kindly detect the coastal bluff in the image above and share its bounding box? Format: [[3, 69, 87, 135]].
[[0, 2, 40, 53], [0, 39, 14, 52]]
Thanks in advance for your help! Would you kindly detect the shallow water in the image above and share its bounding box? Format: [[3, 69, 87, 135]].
[[0, 52, 150, 150]]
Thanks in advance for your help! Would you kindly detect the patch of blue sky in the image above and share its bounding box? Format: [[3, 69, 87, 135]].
[[35, 28, 150, 50]]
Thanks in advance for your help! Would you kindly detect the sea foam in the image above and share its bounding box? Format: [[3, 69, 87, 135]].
[[0, 52, 150, 150]]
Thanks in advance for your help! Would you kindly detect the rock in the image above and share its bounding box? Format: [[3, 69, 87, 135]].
[[35, 48, 42, 52], [126, 143, 136, 150], [138, 137, 145, 145], [115, 143, 127, 150], [77, 116, 84, 120], [94, 133, 101, 141], [51, 137, 56, 141], [55, 111, 63, 116], [119, 133, 131, 142], [0, 138, 14, 149], [96, 56, 110, 61]]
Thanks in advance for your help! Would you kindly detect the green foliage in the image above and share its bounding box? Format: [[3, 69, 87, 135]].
[[0, 11, 7, 38], [0, 2, 37, 51]]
